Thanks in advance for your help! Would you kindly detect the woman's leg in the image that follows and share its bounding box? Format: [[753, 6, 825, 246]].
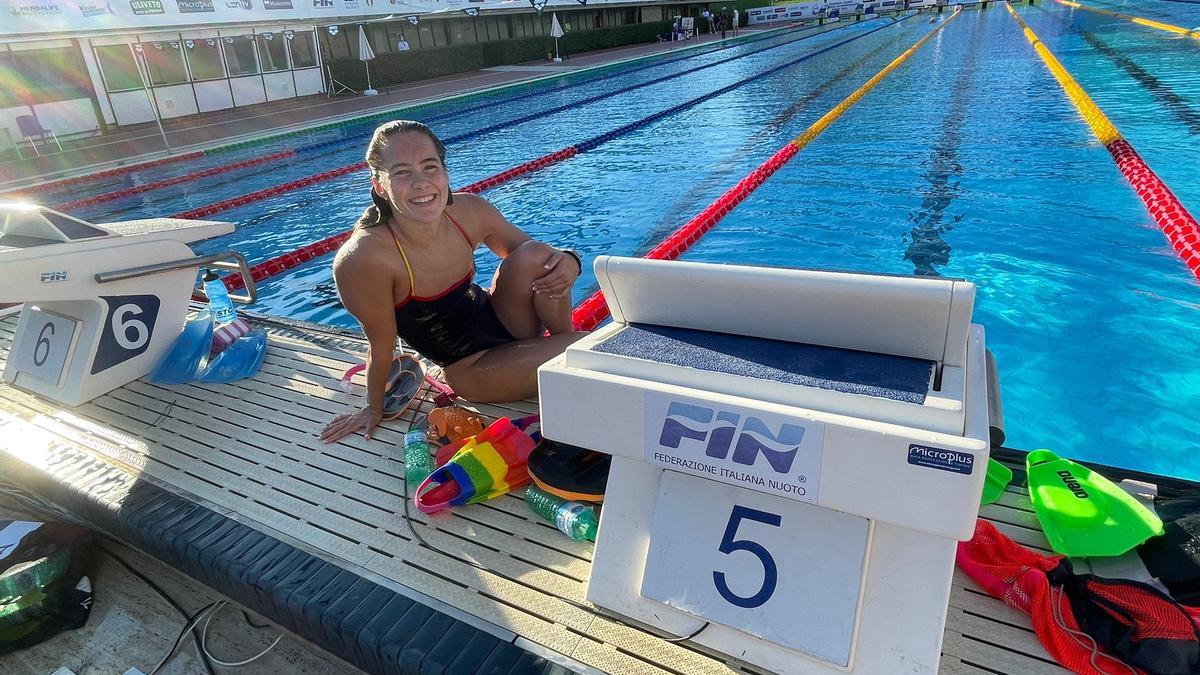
[[489, 241, 574, 338], [443, 331, 588, 403]]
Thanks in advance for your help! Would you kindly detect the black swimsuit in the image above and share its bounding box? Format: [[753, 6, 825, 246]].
[[390, 214, 514, 367]]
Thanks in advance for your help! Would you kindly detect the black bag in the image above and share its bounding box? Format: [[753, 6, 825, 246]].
[[1050, 561, 1200, 675], [0, 521, 95, 656]]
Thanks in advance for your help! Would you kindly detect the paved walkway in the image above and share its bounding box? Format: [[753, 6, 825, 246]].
[[0, 29, 782, 192]]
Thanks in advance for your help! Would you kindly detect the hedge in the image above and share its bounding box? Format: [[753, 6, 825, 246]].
[[329, 21, 673, 92]]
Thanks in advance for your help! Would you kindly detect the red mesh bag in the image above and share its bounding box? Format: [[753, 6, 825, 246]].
[[956, 519, 1200, 674]]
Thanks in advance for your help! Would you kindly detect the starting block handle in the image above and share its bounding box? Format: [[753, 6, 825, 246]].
[[95, 250, 257, 304]]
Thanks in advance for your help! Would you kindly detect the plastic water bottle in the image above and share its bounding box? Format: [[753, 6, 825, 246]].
[[525, 486, 598, 542], [404, 428, 436, 487], [202, 269, 237, 325]]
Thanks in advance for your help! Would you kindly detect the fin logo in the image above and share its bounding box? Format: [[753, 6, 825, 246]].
[[1057, 470, 1090, 499], [658, 402, 804, 474]]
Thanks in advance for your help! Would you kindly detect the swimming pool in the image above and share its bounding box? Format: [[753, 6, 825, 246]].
[[47, 5, 1200, 480]]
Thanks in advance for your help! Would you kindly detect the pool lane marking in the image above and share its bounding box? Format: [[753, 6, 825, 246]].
[[1052, 0, 1200, 39], [1006, 3, 1200, 279], [218, 19, 912, 293], [167, 21, 878, 222], [11, 25, 815, 200], [1077, 30, 1200, 135], [571, 11, 965, 332], [905, 10, 984, 276]]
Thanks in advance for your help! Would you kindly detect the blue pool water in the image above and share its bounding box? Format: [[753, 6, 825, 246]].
[[55, 6, 1200, 479]]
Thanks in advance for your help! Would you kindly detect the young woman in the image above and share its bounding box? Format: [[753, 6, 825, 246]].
[[320, 121, 587, 443]]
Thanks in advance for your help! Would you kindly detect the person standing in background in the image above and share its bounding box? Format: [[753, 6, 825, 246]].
[[732, 7, 740, 36]]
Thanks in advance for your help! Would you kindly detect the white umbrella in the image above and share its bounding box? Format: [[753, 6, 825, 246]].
[[358, 25, 378, 95], [550, 12, 564, 62]]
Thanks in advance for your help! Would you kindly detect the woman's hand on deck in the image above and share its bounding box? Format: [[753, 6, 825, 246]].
[[532, 250, 580, 299], [320, 406, 383, 443]]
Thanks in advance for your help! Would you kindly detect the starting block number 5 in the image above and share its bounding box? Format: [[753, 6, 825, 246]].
[[642, 471, 869, 665]]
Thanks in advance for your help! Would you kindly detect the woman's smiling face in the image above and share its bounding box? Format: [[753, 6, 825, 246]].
[[372, 130, 450, 225]]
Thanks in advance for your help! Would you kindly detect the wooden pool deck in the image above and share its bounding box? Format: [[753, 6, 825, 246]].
[[0, 311, 1072, 674]]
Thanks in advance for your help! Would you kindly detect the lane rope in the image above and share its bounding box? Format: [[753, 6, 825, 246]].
[[571, 11, 964, 330], [1006, 3, 1200, 280]]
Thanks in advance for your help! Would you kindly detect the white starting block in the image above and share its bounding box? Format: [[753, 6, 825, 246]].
[[539, 256, 994, 674], [0, 203, 255, 406]]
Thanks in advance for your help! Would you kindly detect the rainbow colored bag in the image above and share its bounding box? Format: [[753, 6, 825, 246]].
[[414, 417, 537, 514]]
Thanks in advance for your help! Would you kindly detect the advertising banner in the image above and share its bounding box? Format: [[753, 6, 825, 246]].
[[3, 0, 652, 38], [747, 1, 825, 25]]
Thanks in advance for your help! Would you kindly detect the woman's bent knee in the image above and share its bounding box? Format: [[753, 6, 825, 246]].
[[500, 241, 556, 278]]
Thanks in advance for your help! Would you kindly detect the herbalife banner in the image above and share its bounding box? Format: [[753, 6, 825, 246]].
[[3, 0, 645, 38], [746, 1, 825, 25]]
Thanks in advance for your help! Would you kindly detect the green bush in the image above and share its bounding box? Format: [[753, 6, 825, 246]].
[[329, 21, 674, 92]]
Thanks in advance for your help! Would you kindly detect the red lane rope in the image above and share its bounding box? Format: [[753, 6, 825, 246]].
[[220, 146, 582, 292], [9, 151, 205, 198], [1108, 140, 1200, 277], [570, 143, 800, 331], [53, 149, 296, 212], [173, 161, 365, 220]]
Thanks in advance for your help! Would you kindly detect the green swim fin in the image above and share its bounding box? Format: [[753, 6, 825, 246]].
[[980, 458, 1012, 506], [1026, 449, 1163, 557]]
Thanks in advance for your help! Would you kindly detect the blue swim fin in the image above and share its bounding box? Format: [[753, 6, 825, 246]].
[[198, 329, 268, 383], [149, 311, 214, 385]]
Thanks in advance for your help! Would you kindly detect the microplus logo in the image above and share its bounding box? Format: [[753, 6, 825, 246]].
[[659, 401, 804, 474]]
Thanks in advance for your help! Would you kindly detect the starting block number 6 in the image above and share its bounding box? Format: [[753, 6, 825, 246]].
[[91, 294, 161, 375], [111, 303, 150, 351]]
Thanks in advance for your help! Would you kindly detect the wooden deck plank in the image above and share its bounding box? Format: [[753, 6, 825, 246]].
[[940, 631, 1068, 674]]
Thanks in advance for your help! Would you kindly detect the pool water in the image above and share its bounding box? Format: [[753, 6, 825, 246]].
[[54, 5, 1200, 479]]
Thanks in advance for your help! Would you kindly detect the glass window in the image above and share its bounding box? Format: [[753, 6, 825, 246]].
[[224, 37, 259, 76], [140, 43, 188, 86], [95, 45, 143, 92], [185, 39, 224, 80], [0, 47, 90, 106], [289, 31, 318, 68], [256, 34, 288, 72]]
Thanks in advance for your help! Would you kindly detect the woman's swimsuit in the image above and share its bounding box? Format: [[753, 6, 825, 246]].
[[391, 214, 514, 367]]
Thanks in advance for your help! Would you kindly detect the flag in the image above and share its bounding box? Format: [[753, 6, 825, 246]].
[[358, 25, 375, 62], [550, 12, 565, 38]]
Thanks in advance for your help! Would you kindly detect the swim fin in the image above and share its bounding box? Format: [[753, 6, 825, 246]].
[[382, 355, 423, 420], [197, 329, 268, 383], [527, 440, 610, 504], [980, 458, 1013, 506], [1026, 449, 1164, 557], [148, 311, 214, 385]]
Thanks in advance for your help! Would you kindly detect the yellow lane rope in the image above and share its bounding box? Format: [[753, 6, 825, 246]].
[[1006, 2, 1122, 144], [792, 8, 964, 150], [1053, 0, 1200, 40]]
